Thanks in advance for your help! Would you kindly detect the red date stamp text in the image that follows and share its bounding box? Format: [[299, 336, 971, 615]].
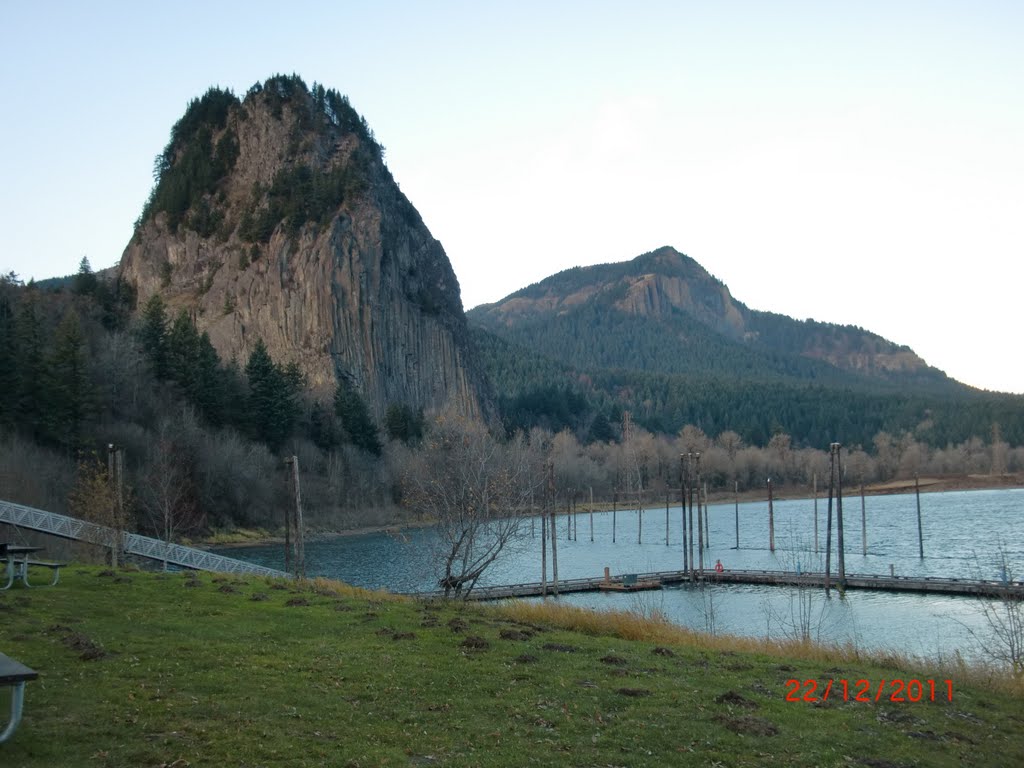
[[785, 678, 953, 703]]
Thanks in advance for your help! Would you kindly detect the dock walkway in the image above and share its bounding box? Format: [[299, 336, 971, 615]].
[[433, 568, 1024, 601]]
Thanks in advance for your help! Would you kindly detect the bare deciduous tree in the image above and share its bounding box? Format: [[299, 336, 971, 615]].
[[402, 415, 543, 599], [68, 453, 128, 566], [141, 421, 201, 569], [966, 548, 1024, 678]]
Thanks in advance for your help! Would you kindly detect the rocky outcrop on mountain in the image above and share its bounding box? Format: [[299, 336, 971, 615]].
[[120, 76, 489, 419]]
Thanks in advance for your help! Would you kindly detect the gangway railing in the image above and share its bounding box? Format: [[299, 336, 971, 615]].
[[0, 498, 290, 579]]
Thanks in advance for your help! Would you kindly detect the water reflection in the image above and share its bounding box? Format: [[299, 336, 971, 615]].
[[218, 488, 1023, 664]]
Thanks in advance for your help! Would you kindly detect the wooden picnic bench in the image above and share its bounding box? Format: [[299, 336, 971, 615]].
[[1, 544, 67, 590], [0, 652, 38, 743]]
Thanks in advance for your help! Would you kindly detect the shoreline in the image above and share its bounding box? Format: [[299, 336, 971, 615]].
[[201, 474, 1023, 549]]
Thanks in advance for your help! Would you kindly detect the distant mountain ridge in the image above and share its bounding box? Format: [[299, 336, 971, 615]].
[[470, 246, 955, 392]]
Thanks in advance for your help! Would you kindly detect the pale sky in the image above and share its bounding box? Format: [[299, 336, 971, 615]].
[[2, 1, 1022, 393]]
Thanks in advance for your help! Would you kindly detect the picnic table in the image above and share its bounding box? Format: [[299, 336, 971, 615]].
[[1, 544, 65, 590], [0, 652, 37, 743]]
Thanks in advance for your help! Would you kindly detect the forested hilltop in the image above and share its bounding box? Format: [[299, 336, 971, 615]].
[[468, 246, 1024, 448]]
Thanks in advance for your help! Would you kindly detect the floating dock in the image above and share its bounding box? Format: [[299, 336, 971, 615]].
[[441, 568, 1024, 601]]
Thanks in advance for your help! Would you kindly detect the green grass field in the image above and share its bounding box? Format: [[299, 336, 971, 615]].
[[1, 566, 1021, 767]]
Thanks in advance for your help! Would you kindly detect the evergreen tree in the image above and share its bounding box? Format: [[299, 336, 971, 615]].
[[245, 339, 297, 451], [0, 278, 17, 423], [219, 356, 249, 430], [384, 403, 424, 444], [139, 294, 169, 379], [335, 379, 381, 455], [166, 309, 200, 396], [309, 400, 341, 451], [13, 292, 46, 435], [587, 412, 615, 443], [72, 256, 98, 296], [193, 331, 226, 426], [45, 310, 94, 449]]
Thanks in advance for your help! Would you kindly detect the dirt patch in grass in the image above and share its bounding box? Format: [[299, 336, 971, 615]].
[[542, 643, 579, 653], [447, 617, 470, 634], [250, 592, 269, 602], [217, 584, 239, 594], [600, 654, 628, 666], [56, 629, 108, 661], [499, 629, 532, 641], [461, 636, 489, 650], [714, 713, 778, 737], [515, 654, 539, 664], [616, 687, 651, 697], [285, 597, 311, 607], [715, 690, 759, 709]]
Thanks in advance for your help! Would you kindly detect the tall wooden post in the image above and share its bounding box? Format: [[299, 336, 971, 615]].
[[860, 483, 867, 556], [284, 479, 292, 576], [115, 447, 124, 568], [680, 456, 688, 573], [540, 505, 547, 597], [567, 497, 571, 541], [734, 480, 740, 550], [696, 453, 704, 574], [589, 486, 594, 543], [549, 507, 559, 595], [638, 495, 643, 545], [704, 482, 710, 549], [665, 493, 670, 546], [835, 443, 846, 589], [612, 492, 617, 544], [767, 477, 775, 553], [813, 473, 819, 553], [915, 474, 924, 558], [286, 456, 305, 578], [687, 455, 696, 579], [548, 464, 558, 595], [825, 446, 835, 595], [106, 444, 121, 568]]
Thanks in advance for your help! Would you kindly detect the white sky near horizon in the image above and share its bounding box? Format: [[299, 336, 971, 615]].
[[1, 1, 1022, 393]]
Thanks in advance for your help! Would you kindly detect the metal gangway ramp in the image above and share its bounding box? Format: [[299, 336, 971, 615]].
[[0, 498, 291, 579]]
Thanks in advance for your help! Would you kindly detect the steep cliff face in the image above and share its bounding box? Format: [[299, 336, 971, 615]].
[[120, 76, 488, 419]]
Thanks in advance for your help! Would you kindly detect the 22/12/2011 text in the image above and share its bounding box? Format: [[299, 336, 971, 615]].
[[785, 679, 953, 703]]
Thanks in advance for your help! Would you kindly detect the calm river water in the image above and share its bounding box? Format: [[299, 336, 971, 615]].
[[218, 488, 1024, 665]]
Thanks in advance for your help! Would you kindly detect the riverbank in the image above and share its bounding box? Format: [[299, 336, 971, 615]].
[[200, 473, 1024, 549], [1, 565, 1020, 766]]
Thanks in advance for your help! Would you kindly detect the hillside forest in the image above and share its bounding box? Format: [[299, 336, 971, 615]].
[[1, 264, 1021, 543]]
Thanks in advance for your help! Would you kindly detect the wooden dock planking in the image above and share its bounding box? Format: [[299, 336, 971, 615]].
[[431, 569, 1024, 601]]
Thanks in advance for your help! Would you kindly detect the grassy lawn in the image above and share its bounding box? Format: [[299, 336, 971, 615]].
[[1, 566, 1021, 767]]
